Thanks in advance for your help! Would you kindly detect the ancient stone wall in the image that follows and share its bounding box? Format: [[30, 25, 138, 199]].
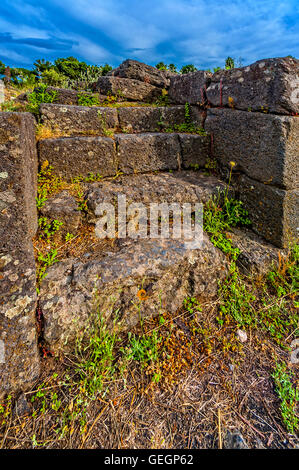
[[168, 56, 299, 247], [0, 56, 298, 398]]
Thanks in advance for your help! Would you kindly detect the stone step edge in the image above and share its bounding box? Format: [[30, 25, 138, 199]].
[[37, 132, 211, 175]]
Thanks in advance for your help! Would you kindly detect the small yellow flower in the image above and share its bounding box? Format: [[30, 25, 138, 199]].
[[41, 160, 49, 170], [137, 289, 148, 301], [230, 161, 236, 168]]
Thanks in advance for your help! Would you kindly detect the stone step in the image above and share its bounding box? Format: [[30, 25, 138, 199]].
[[39, 103, 205, 136], [38, 234, 229, 353], [41, 170, 228, 238], [38, 133, 210, 181]]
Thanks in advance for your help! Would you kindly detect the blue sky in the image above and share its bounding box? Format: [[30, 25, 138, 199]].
[[0, 0, 298, 70]]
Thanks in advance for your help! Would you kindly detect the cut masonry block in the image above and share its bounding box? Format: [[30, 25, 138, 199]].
[[38, 136, 118, 181], [0, 112, 40, 398], [108, 59, 173, 89], [40, 104, 119, 136], [115, 133, 181, 174], [45, 87, 101, 106], [237, 174, 299, 247], [96, 76, 161, 102], [206, 57, 299, 115], [178, 134, 210, 169], [39, 235, 228, 353], [169, 70, 212, 105], [205, 108, 299, 190], [118, 105, 205, 133]]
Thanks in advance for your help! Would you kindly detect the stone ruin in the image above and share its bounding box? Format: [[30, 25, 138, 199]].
[[0, 56, 298, 398]]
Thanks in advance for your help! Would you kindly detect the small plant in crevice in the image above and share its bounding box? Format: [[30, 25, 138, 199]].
[[38, 216, 63, 240], [27, 84, 57, 115], [77, 92, 99, 107], [97, 110, 114, 137], [157, 101, 207, 135]]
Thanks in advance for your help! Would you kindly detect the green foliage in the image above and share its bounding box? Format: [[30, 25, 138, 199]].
[[54, 56, 87, 80], [75, 313, 120, 397], [158, 101, 207, 135], [100, 63, 113, 76], [121, 331, 162, 369], [27, 84, 57, 115], [155, 62, 167, 70], [272, 361, 298, 434], [180, 64, 197, 74], [33, 59, 53, 75], [0, 60, 6, 75], [203, 195, 250, 260], [41, 68, 67, 87], [155, 88, 169, 106], [155, 62, 177, 73], [77, 92, 99, 107], [10, 67, 38, 88], [37, 248, 59, 289], [38, 216, 63, 240], [267, 244, 298, 298], [225, 56, 235, 70]]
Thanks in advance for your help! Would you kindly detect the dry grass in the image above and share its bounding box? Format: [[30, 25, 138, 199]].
[[0, 291, 297, 449]]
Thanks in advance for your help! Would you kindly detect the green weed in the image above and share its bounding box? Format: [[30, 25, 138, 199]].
[[272, 361, 298, 434]]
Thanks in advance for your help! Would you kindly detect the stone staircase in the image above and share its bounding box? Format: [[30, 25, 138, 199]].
[[35, 102, 230, 353], [1, 56, 298, 398]]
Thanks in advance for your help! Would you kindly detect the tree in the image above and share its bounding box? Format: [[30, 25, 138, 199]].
[[33, 59, 53, 76], [54, 56, 87, 80], [180, 64, 197, 74], [156, 62, 167, 71], [0, 60, 5, 75], [225, 57, 235, 70], [168, 63, 177, 73], [100, 63, 113, 76], [42, 68, 67, 87]]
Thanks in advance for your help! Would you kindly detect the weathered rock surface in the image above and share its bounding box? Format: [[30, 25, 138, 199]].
[[96, 76, 161, 102], [40, 104, 119, 136], [206, 57, 299, 115], [224, 431, 249, 449], [40, 191, 82, 237], [39, 235, 228, 353], [169, 70, 212, 105], [115, 133, 181, 174], [178, 133, 210, 169], [0, 112, 40, 398], [38, 136, 117, 181], [108, 59, 174, 89], [86, 170, 227, 218], [228, 228, 281, 274], [118, 105, 204, 133], [236, 174, 299, 247], [205, 108, 299, 190], [44, 87, 100, 106]]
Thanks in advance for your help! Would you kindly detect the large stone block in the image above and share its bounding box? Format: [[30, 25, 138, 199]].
[[118, 105, 204, 133], [205, 108, 299, 190], [39, 235, 228, 353], [86, 171, 227, 213], [96, 76, 161, 102], [206, 57, 299, 115], [38, 136, 117, 181], [0, 112, 40, 398], [169, 70, 212, 105], [40, 104, 119, 136], [178, 134, 210, 169], [108, 59, 174, 89], [236, 174, 299, 247], [115, 133, 180, 174], [44, 87, 101, 106]]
